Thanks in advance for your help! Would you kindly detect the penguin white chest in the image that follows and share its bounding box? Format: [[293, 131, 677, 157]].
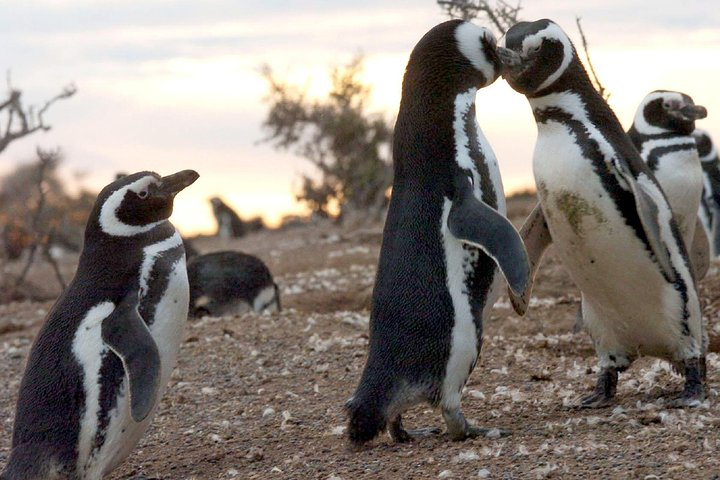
[[650, 149, 703, 245], [533, 121, 698, 357], [78, 233, 189, 478]]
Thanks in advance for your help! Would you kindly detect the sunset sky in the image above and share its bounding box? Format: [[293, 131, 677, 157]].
[[1, 0, 718, 235]]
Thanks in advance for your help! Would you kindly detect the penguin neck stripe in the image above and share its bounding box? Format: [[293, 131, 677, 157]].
[[528, 24, 573, 92], [99, 178, 164, 237], [139, 232, 183, 297]]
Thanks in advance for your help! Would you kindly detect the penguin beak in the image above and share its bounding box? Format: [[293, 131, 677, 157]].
[[497, 47, 524, 77], [679, 104, 708, 121], [160, 170, 200, 196]]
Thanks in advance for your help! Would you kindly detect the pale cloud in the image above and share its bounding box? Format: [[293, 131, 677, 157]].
[[1, 1, 719, 234]]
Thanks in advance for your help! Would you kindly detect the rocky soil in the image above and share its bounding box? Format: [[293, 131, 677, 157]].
[[2, 197, 720, 479]]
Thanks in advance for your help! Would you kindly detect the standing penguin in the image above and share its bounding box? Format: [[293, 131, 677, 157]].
[[628, 91, 709, 276], [1, 170, 199, 480], [499, 19, 706, 407], [694, 129, 720, 256], [210, 196, 245, 239], [346, 20, 529, 445]]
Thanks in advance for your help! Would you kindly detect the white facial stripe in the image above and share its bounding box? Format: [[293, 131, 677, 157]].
[[524, 23, 573, 93], [633, 91, 685, 135], [455, 23, 496, 86], [99, 176, 163, 237], [139, 231, 183, 296], [73, 301, 115, 470]]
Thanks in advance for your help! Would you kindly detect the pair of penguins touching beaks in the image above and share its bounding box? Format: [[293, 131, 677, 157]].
[[0, 18, 715, 480]]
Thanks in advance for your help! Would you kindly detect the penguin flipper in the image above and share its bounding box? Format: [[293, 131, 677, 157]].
[[448, 177, 530, 295], [690, 216, 710, 280], [615, 165, 678, 282], [102, 292, 161, 422], [507, 201, 553, 316]]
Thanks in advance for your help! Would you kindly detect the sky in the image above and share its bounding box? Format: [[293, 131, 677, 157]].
[[0, 0, 718, 235]]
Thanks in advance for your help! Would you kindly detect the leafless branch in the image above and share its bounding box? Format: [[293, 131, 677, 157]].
[[0, 75, 77, 155], [43, 229, 67, 290], [576, 17, 610, 101], [437, 0, 522, 34], [13, 147, 65, 290]]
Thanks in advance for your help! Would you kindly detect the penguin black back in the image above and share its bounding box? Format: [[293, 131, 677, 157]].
[[348, 20, 527, 445]]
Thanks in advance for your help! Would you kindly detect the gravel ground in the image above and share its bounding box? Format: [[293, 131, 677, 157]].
[[2, 202, 720, 479]]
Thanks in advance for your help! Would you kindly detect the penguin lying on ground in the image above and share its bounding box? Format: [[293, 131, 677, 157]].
[[628, 90, 710, 279], [1, 169, 199, 480], [694, 129, 720, 256], [188, 250, 280, 317], [346, 20, 529, 445], [499, 19, 706, 408]]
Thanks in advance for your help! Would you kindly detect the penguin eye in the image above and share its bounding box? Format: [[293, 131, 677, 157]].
[[137, 190, 149, 199], [662, 101, 671, 110], [529, 44, 541, 55]]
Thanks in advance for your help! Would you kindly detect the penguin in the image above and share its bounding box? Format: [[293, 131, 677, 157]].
[[693, 129, 720, 256], [627, 91, 709, 277], [572, 92, 710, 331], [210, 196, 245, 239], [346, 20, 529, 445], [498, 19, 706, 407], [187, 250, 280, 317], [1, 169, 199, 480]]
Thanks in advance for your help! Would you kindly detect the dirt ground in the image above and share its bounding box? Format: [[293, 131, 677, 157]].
[[3, 196, 720, 479]]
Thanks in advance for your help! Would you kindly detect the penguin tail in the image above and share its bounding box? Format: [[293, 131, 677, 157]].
[[345, 376, 396, 445], [273, 283, 282, 312]]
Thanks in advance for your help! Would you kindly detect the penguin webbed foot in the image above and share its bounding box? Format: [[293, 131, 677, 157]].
[[668, 358, 705, 408], [442, 408, 510, 441], [388, 416, 441, 443], [579, 366, 617, 409]]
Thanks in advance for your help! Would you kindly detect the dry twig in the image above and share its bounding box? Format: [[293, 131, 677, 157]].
[[0, 73, 77, 154], [13, 147, 66, 291], [576, 17, 610, 101]]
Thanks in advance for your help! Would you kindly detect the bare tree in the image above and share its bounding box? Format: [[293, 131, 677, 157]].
[[260, 56, 393, 221], [436, 0, 521, 34], [0, 73, 77, 154], [12, 148, 68, 292]]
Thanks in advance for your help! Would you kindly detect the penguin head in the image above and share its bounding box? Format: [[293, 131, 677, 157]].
[[403, 20, 502, 94], [91, 170, 199, 238], [693, 128, 717, 161], [497, 19, 576, 96], [634, 91, 707, 136]]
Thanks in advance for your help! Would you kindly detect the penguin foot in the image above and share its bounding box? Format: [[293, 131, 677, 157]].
[[667, 358, 705, 408], [579, 366, 617, 409], [388, 416, 441, 443], [454, 425, 512, 441], [442, 407, 510, 441]]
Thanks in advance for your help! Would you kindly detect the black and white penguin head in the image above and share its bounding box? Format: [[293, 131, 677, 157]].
[[404, 20, 502, 92], [633, 91, 707, 136], [497, 19, 576, 95], [90, 170, 199, 237], [693, 128, 717, 162]]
